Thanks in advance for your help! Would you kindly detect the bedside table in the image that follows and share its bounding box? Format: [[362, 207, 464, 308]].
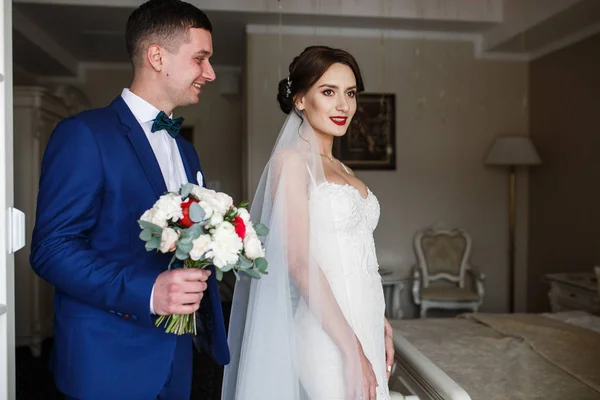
[[545, 273, 600, 315], [380, 269, 408, 319]]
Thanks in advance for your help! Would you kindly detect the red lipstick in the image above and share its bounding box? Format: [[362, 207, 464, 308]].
[[330, 116, 347, 126]]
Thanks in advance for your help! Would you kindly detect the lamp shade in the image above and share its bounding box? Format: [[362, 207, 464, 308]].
[[485, 136, 541, 166]]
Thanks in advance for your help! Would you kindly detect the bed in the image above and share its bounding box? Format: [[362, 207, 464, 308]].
[[388, 311, 600, 400]]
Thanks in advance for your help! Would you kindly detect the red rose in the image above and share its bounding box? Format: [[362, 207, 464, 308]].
[[233, 216, 246, 239], [180, 198, 199, 227]]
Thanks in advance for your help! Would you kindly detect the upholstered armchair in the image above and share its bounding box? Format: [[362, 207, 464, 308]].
[[412, 229, 485, 318]]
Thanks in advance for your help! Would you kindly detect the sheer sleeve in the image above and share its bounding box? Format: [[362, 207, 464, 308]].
[[275, 152, 359, 359]]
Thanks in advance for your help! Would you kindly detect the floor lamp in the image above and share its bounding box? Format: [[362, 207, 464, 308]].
[[485, 136, 541, 312]]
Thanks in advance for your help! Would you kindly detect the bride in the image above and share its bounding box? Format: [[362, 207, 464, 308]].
[[222, 46, 398, 400]]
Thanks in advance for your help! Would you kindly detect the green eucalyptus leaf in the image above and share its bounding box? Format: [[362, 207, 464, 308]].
[[178, 241, 193, 253], [242, 268, 261, 279], [215, 268, 223, 281], [220, 264, 234, 273], [175, 248, 189, 260], [138, 220, 163, 233], [253, 223, 269, 237], [186, 224, 204, 240], [180, 183, 195, 199], [189, 202, 206, 223], [255, 257, 268, 273], [178, 236, 192, 246], [139, 229, 153, 242], [238, 255, 252, 270], [145, 237, 160, 251]]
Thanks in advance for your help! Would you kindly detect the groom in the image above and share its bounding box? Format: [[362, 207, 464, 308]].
[[30, 1, 229, 399]]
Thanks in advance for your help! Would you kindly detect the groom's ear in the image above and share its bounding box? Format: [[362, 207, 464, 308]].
[[147, 44, 163, 72]]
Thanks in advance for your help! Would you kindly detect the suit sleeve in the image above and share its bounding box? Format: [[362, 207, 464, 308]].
[[30, 117, 160, 326]]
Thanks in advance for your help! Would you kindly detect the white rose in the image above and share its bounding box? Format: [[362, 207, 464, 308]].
[[140, 208, 168, 229], [199, 200, 214, 219], [159, 227, 179, 253], [206, 222, 243, 268], [244, 221, 256, 237], [214, 192, 234, 214], [191, 186, 233, 215], [140, 208, 154, 223], [189, 234, 212, 261], [209, 212, 224, 227], [154, 193, 183, 222], [244, 233, 265, 260], [215, 221, 234, 233], [203, 194, 230, 216], [190, 185, 210, 201], [238, 208, 251, 224]]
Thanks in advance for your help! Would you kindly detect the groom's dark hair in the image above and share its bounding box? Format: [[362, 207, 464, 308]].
[[126, 0, 212, 68]]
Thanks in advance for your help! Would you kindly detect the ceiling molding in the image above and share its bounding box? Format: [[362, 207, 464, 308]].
[[13, 0, 503, 23], [482, 0, 583, 52], [14, 0, 140, 6], [13, 8, 78, 75], [246, 24, 530, 62], [247, 24, 480, 42], [528, 19, 600, 60]]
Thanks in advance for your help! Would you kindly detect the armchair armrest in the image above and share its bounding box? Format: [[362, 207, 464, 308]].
[[466, 264, 485, 300], [412, 265, 422, 305]]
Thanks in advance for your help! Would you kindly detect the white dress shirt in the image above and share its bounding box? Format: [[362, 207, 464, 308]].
[[121, 88, 188, 192], [121, 88, 188, 314]]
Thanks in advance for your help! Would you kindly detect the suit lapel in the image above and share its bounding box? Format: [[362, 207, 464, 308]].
[[111, 96, 167, 198]]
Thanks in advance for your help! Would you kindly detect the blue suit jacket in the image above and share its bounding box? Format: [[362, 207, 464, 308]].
[[30, 96, 230, 400]]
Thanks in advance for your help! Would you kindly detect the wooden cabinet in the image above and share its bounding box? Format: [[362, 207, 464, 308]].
[[13, 85, 89, 356], [545, 273, 600, 315]]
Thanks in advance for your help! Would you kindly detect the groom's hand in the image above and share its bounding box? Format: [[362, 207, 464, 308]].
[[152, 269, 211, 315]]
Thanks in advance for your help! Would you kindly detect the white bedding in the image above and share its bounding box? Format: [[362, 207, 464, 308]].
[[390, 311, 600, 400], [542, 310, 600, 334]]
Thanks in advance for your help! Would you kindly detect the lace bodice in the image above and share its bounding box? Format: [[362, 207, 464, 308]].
[[317, 182, 380, 234], [310, 182, 381, 277]]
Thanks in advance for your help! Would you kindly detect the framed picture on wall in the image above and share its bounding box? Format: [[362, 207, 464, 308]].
[[333, 93, 396, 170]]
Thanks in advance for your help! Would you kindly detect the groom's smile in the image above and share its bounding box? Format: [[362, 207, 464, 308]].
[[192, 82, 203, 94]]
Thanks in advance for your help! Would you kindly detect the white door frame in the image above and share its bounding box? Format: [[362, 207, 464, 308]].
[[0, 0, 16, 398]]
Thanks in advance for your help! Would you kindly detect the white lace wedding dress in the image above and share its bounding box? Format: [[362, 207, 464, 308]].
[[294, 176, 391, 400], [221, 111, 396, 400]]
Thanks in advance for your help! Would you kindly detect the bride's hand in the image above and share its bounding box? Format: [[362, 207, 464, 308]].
[[360, 342, 379, 400], [344, 337, 378, 400], [384, 317, 395, 380]]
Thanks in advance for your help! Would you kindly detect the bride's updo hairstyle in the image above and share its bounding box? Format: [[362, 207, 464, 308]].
[[277, 45, 365, 115]]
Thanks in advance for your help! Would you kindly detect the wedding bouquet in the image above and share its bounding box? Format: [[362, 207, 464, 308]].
[[138, 177, 268, 335]]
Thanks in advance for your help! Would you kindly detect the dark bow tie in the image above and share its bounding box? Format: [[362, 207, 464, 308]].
[[151, 111, 184, 138]]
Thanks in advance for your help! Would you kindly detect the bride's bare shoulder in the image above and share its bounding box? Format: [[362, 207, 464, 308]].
[[271, 148, 310, 169]]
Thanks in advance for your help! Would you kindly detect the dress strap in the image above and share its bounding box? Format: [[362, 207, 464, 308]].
[[340, 162, 351, 175], [305, 163, 317, 186]]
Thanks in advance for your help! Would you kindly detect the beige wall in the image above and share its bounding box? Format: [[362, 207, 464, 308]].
[[69, 66, 244, 202], [247, 33, 529, 312], [528, 33, 600, 312]]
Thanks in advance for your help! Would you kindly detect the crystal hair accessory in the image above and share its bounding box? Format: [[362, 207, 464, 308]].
[[286, 76, 292, 98]]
